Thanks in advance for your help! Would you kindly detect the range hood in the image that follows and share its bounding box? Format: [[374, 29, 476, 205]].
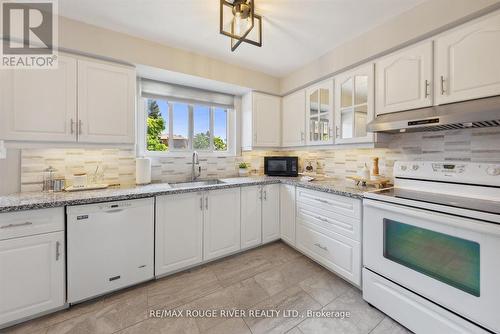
[[367, 95, 500, 133]]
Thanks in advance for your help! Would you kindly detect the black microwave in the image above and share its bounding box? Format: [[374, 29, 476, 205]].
[[264, 157, 298, 177]]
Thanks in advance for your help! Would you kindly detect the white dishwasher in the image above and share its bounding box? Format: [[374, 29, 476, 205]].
[[67, 198, 154, 303]]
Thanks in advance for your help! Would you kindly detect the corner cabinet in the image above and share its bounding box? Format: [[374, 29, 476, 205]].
[[281, 90, 306, 147], [334, 63, 375, 144], [241, 92, 281, 150], [376, 41, 433, 115], [0, 53, 136, 144], [280, 184, 296, 246], [305, 79, 334, 145], [435, 11, 500, 105]]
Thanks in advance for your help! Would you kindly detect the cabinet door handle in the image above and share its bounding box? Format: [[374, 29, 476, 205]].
[[259, 187, 262, 200], [56, 241, 61, 261], [314, 243, 328, 251], [205, 197, 208, 210], [78, 120, 83, 135], [263, 190, 267, 201], [70, 119, 75, 134], [440, 76, 446, 95], [200, 197, 203, 210], [335, 126, 340, 139], [0, 222, 33, 229], [425, 80, 431, 98]]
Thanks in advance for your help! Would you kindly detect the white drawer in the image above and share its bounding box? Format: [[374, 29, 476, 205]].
[[297, 202, 361, 241], [296, 223, 361, 286], [363, 269, 489, 334], [0, 208, 64, 240], [296, 188, 361, 220]]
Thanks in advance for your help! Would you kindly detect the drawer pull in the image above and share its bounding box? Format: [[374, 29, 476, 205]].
[[314, 243, 328, 251], [313, 215, 329, 223], [314, 198, 329, 204], [0, 222, 33, 229], [56, 241, 61, 261]]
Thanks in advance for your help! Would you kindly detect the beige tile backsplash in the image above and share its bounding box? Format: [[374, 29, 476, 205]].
[[20, 128, 500, 192]]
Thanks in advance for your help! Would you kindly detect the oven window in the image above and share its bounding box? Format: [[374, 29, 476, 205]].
[[383, 219, 480, 297], [268, 160, 287, 172]]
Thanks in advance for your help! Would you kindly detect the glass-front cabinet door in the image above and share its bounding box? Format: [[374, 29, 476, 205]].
[[334, 63, 375, 144], [305, 79, 334, 145]]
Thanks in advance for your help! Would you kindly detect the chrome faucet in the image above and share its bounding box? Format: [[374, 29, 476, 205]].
[[192, 151, 201, 181]]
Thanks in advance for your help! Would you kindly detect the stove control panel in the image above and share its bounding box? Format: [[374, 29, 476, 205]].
[[394, 161, 500, 186]]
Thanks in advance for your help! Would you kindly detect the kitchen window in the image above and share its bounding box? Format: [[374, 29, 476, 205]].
[[139, 79, 235, 156]]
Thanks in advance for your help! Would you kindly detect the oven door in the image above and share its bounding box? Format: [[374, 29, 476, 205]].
[[364, 199, 500, 333]]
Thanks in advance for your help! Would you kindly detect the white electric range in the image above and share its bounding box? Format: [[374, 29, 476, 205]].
[[363, 161, 500, 334]]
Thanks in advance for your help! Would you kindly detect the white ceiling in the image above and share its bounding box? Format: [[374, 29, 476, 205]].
[[59, 0, 425, 78]]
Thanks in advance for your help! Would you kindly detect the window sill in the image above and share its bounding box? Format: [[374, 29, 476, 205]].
[[142, 151, 236, 158]]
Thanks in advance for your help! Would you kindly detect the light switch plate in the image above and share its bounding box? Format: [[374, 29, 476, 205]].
[[0, 141, 6, 159]]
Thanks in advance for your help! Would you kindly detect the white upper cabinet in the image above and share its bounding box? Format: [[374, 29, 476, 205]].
[[242, 92, 281, 149], [155, 193, 203, 276], [435, 11, 500, 105], [77, 60, 136, 144], [0, 55, 77, 142], [204, 188, 241, 261], [281, 90, 306, 147], [0, 53, 136, 144], [335, 63, 375, 144], [306, 79, 334, 145], [376, 41, 433, 115]]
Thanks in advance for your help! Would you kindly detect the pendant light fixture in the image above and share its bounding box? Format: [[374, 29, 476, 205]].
[[220, 0, 262, 52]]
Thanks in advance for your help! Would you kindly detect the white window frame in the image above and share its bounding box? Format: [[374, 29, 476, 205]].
[[137, 94, 236, 157]]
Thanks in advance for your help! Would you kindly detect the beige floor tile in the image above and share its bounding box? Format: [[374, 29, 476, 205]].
[[209, 250, 275, 287], [254, 256, 322, 296], [225, 276, 271, 309], [1, 298, 107, 334], [147, 266, 221, 309], [298, 270, 351, 306], [250, 242, 303, 266], [201, 318, 251, 334], [286, 327, 304, 334], [116, 317, 199, 334], [298, 288, 384, 334], [370, 317, 412, 334], [45, 294, 148, 334], [180, 288, 237, 332], [244, 286, 321, 334]]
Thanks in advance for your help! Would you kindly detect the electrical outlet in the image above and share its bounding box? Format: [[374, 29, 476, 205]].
[[0, 141, 6, 160]]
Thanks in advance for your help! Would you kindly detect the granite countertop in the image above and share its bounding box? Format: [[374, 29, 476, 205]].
[[0, 176, 371, 213]]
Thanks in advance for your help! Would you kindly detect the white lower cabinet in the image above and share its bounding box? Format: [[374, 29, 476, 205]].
[[295, 188, 362, 286], [204, 188, 241, 261], [0, 208, 65, 327], [262, 184, 280, 243], [280, 184, 296, 246], [155, 193, 204, 276], [240, 186, 263, 249]]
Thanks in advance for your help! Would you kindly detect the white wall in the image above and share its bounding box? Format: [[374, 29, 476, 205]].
[[280, 0, 500, 94], [57, 16, 281, 95]]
